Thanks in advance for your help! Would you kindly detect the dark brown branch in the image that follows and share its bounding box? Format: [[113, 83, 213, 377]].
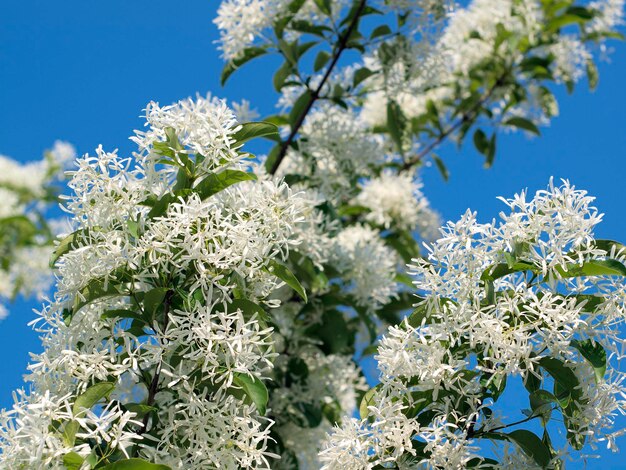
[[269, 0, 368, 175]]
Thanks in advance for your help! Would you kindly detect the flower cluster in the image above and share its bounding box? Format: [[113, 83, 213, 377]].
[[359, 0, 623, 136], [321, 180, 626, 468], [0, 95, 325, 468], [354, 170, 440, 237]]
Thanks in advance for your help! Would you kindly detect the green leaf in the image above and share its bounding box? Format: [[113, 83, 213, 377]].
[[221, 47, 268, 85], [73, 382, 115, 416], [216, 299, 270, 326], [432, 155, 449, 182], [62, 420, 80, 447], [297, 40, 318, 59], [232, 373, 269, 415], [290, 20, 332, 37], [314, 50, 331, 72], [473, 128, 489, 155], [126, 218, 140, 239], [530, 389, 558, 425], [99, 459, 172, 470], [359, 385, 380, 419], [352, 67, 375, 88], [406, 303, 429, 328], [123, 403, 157, 419], [143, 287, 169, 321], [50, 229, 88, 267], [481, 261, 536, 281], [288, 0, 306, 13], [506, 430, 552, 467], [289, 90, 313, 127], [313, 0, 332, 15], [571, 339, 606, 382], [146, 189, 192, 219], [593, 239, 626, 256], [485, 133, 496, 168], [539, 357, 581, 402], [100, 309, 146, 324], [547, 13, 590, 32], [266, 260, 307, 302], [263, 114, 289, 126], [370, 24, 392, 40], [387, 101, 407, 154], [557, 259, 626, 278], [63, 382, 115, 447], [504, 117, 540, 135], [194, 170, 257, 200], [73, 276, 125, 316], [586, 59, 599, 91], [63, 452, 84, 470], [483, 372, 507, 401], [232, 122, 279, 145], [273, 60, 293, 91]]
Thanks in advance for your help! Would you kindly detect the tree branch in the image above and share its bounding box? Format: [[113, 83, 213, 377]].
[[269, 0, 368, 175], [400, 75, 507, 172]]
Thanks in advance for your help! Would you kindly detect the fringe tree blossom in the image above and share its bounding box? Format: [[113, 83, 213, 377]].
[[0, 95, 326, 468], [332, 224, 399, 308], [321, 180, 626, 468], [354, 170, 441, 237]]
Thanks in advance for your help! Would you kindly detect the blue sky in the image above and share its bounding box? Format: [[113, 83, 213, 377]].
[[1, 1, 626, 466]]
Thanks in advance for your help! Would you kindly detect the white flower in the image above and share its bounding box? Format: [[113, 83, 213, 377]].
[[549, 36, 592, 84], [355, 170, 441, 237], [333, 224, 399, 307], [232, 99, 261, 122]]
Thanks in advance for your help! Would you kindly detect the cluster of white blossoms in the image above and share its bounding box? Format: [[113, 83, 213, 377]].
[[589, 0, 626, 33], [332, 224, 399, 308], [214, 0, 450, 60], [354, 170, 441, 238], [320, 180, 626, 468], [0, 95, 332, 468], [360, 0, 624, 129], [0, 141, 73, 201], [1, 0, 624, 467], [0, 141, 76, 319], [214, 0, 352, 60], [279, 105, 386, 201], [270, 348, 367, 469]]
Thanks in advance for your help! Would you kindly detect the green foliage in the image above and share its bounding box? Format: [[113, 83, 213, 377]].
[[99, 459, 172, 470], [266, 260, 308, 302], [232, 122, 279, 144], [232, 373, 270, 415]]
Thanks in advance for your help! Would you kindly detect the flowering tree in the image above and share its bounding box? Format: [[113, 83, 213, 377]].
[[1, 0, 625, 469]]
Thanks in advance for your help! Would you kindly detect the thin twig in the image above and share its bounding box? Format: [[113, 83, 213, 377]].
[[400, 75, 507, 172], [269, 0, 368, 175]]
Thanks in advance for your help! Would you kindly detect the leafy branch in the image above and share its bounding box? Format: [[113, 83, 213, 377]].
[[269, 0, 368, 175]]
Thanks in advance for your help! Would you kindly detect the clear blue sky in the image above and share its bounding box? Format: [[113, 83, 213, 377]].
[[1, 1, 625, 466]]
